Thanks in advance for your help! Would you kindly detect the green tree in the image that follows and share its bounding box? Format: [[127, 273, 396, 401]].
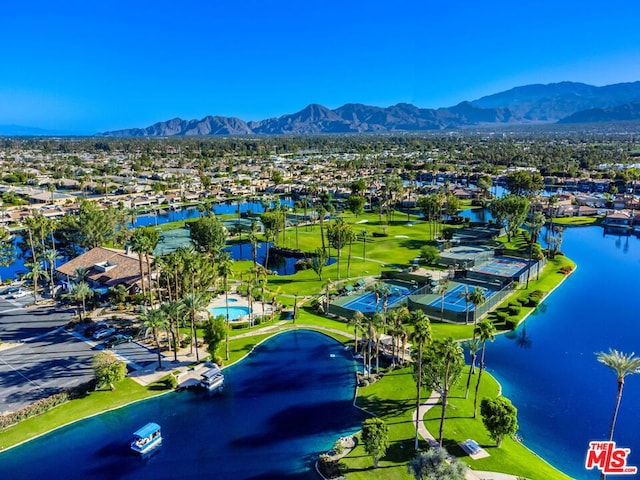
[[525, 211, 546, 288], [218, 251, 234, 360], [421, 337, 465, 447], [361, 417, 389, 469], [408, 448, 468, 480], [473, 319, 497, 418], [420, 245, 440, 265], [189, 215, 227, 258], [595, 349, 640, 442], [505, 170, 544, 196], [181, 292, 209, 362], [464, 337, 481, 399], [469, 287, 486, 325], [311, 247, 328, 281], [347, 195, 366, 217], [410, 310, 432, 451], [349, 310, 365, 354], [141, 308, 169, 370], [326, 218, 350, 280], [203, 315, 227, 361], [0, 228, 16, 283], [63, 281, 94, 321], [480, 396, 519, 447], [92, 351, 127, 390]]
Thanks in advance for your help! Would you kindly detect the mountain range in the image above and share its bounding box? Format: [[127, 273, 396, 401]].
[[99, 81, 640, 136]]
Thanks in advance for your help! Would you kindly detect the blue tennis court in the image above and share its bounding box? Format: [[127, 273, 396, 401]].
[[344, 284, 411, 313], [429, 283, 499, 313]]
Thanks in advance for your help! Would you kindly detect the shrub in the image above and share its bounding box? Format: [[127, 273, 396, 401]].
[[507, 305, 520, 316], [495, 311, 509, 323], [372, 231, 388, 238], [505, 317, 519, 330], [165, 375, 179, 389]]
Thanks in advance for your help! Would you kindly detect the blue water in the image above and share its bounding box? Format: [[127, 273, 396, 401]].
[[488, 227, 640, 479], [0, 330, 366, 480], [208, 306, 251, 321], [134, 199, 294, 228]]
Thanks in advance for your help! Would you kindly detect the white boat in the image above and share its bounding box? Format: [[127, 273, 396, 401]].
[[199, 364, 224, 393], [130, 422, 162, 454]]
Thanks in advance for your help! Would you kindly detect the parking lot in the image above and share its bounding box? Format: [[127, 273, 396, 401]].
[[0, 294, 165, 413]]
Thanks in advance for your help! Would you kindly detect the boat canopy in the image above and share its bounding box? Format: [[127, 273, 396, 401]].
[[133, 422, 161, 439], [201, 365, 222, 380]]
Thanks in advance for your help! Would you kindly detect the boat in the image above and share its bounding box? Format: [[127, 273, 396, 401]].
[[130, 422, 162, 454], [199, 364, 225, 393]]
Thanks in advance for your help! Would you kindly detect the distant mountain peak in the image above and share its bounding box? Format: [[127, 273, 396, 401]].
[[97, 80, 640, 137]]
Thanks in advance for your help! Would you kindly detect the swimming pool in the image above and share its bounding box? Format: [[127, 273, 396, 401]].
[[208, 306, 251, 321]]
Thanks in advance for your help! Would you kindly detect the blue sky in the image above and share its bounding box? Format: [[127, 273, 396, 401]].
[[1, 0, 639, 133]]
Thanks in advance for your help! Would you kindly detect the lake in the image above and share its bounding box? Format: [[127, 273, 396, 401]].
[[489, 226, 640, 479], [0, 330, 366, 480]]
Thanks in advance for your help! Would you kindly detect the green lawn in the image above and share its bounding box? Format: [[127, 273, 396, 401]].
[[552, 216, 601, 226], [340, 366, 571, 480]]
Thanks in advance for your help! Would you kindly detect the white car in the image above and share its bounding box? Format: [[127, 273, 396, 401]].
[[93, 328, 116, 340], [7, 289, 30, 299]]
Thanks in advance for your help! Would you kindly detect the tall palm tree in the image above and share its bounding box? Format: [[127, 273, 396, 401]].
[[129, 229, 149, 301], [181, 292, 208, 362], [525, 211, 546, 288], [24, 261, 47, 305], [349, 311, 365, 354], [595, 350, 640, 443], [459, 285, 472, 324], [469, 287, 486, 325], [463, 337, 481, 399], [160, 300, 184, 363], [436, 338, 464, 447], [218, 252, 234, 360], [410, 310, 432, 452], [141, 308, 169, 370], [372, 312, 387, 375], [473, 319, 497, 418], [434, 277, 449, 322], [43, 248, 61, 294]]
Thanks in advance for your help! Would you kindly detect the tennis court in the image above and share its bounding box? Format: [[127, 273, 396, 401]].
[[471, 256, 530, 278], [428, 283, 499, 313], [344, 284, 411, 313]]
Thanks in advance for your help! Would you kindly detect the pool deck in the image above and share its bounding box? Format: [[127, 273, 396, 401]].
[[207, 294, 272, 321]]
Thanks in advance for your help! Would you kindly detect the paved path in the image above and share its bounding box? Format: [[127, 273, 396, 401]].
[[414, 391, 521, 480]]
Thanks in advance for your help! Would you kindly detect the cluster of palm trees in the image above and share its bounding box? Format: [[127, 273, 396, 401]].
[[408, 310, 497, 451]]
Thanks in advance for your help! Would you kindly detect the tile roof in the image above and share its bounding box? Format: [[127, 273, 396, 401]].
[[56, 247, 151, 288]]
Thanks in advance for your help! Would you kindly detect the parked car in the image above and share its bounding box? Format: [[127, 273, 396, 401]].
[[93, 328, 116, 340], [0, 286, 21, 296], [104, 334, 133, 348], [7, 289, 31, 299]]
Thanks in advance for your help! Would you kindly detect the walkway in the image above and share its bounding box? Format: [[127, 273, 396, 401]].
[[414, 391, 520, 480]]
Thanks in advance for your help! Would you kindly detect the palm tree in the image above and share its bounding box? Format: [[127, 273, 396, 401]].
[[473, 319, 497, 418], [43, 248, 61, 294], [349, 311, 365, 354], [469, 287, 486, 325], [141, 308, 169, 370], [595, 350, 640, 443], [436, 338, 464, 447], [361, 228, 368, 263], [24, 261, 47, 305], [181, 292, 209, 362], [434, 277, 449, 322], [463, 337, 481, 399], [410, 310, 432, 452], [160, 300, 184, 363], [372, 312, 387, 375], [525, 211, 546, 288], [129, 229, 149, 301], [218, 252, 234, 360], [459, 285, 472, 324], [63, 281, 94, 321]]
